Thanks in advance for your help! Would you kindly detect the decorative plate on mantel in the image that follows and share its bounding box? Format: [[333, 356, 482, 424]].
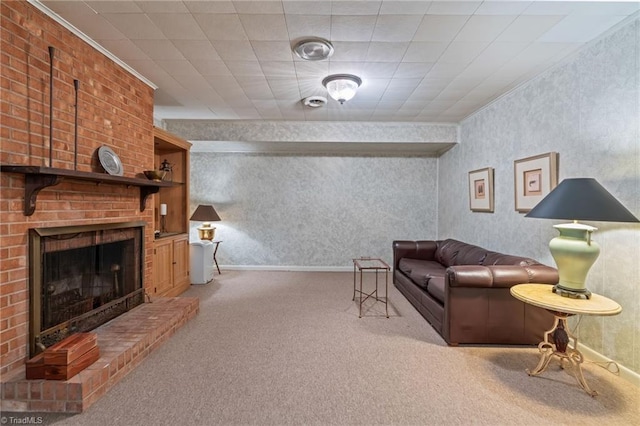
[[97, 146, 123, 176]]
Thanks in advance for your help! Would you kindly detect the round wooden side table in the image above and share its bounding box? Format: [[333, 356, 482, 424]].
[[511, 283, 621, 396]]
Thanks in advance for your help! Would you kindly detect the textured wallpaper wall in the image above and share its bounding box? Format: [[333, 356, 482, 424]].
[[438, 19, 640, 373], [190, 154, 438, 269]]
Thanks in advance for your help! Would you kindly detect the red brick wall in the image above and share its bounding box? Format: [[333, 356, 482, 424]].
[[1, 1, 156, 375]]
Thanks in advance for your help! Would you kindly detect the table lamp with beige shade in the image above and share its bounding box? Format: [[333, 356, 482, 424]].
[[525, 178, 639, 299], [190, 204, 221, 241]]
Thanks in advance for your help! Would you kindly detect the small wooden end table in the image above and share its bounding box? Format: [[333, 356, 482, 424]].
[[511, 283, 622, 396], [352, 258, 390, 318]]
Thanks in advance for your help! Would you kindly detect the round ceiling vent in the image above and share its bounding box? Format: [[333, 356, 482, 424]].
[[302, 96, 327, 108], [293, 38, 334, 61]]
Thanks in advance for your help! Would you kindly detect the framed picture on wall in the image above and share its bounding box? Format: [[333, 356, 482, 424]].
[[514, 152, 559, 212], [468, 167, 494, 212]]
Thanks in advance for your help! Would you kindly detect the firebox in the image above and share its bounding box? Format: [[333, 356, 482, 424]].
[[28, 221, 146, 357]]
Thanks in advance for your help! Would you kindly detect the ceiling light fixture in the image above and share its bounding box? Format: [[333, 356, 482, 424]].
[[293, 38, 334, 61], [322, 74, 362, 105]]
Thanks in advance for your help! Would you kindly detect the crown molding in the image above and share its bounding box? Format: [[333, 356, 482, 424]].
[[27, 0, 157, 90]]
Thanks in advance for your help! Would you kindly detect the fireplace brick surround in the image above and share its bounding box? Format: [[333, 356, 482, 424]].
[[1, 297, 199, 413], [1, 1, 195, 411]]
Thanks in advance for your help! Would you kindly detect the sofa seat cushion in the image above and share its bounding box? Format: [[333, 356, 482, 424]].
[[427, 276, 446, 304], [399, 259, 446, 290]]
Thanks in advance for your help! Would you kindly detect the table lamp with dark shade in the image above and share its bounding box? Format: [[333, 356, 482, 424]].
[[190, 205, 221, 241], [525, 178, 639, 299]]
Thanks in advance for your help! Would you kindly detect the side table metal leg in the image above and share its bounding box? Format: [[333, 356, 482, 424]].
[[212, 242, 221, 274], [385, 268, 389, 318], [359, 268, 363, 318], [526, 314, 597, 397]]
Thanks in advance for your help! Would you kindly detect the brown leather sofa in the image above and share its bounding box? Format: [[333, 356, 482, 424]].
[[393, 239, 558, 345]]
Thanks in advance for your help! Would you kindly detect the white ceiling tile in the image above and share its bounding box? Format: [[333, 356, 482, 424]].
[[331, 1, 382, 15], [147, 13, 207, 40], [403, 42, 448, 62], [372, 15, 424, 42], [237, 79, 274, 100], [260, 62, 297, 77], [470, 42, 529, 67], [192, 60, 232, 76], [426, 62, 468, 78], [225, 61, 265, 77], [359, 63, 398, 79], [538, 15, 628, 43], [153, 106, 217, 120], [178, 75, 215, 92], [282, 1, 332, 15], [267, 79, 302, 99], [239, 14, 289, 41], [86, 1, 144, 13], [379, 1, 432, 15], [44, 2, 125, 40], [438, 41, 489, 65], [98, 39, 149, 61], [427, 1, 481, 15], [184, 1, 236, 14], [136, 1, 190, 13], [354, 80, 389, 100], [568, 2, 640, 16], [474, 1, 533, 16], [294, 61, 330, 78], [330, 42, 370, 62], [194, 14, 248, 41], [453, 15, 517, 42], [394, 62, 434, 79], [365, 42, 409, 62], [251, 41, 293, 62], [156, 60, 201, 76], [328, 61, 364, 75], [232, 107, 262, 119], [132, 39, 185, 60], [285, 15, 332, 41], [413, 15, 470, 42], [212, 41, 259, 61], [172, 40, 222, 62], [331, 15, 377, 41], [39, 0, 640, 123], [233, 1, 284, 14], [496, 15, 565, 43], [103, 13, 166, 39]]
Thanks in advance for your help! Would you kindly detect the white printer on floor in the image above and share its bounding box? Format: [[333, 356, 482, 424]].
[[190, 240, 214, 284]]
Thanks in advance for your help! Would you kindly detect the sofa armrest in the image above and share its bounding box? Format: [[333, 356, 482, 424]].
[[446, 265, 558, 288], [446, 266, 494, 288], [393, 240, 438, 271]]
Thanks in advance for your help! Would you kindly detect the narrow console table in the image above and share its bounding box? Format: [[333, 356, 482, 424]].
[[511, 283, 622, 396], [352, 257, 390, 318]]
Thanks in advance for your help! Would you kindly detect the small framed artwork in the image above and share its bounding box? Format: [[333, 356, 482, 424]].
[[514, 152, 559, 212], [468, 167, 494, 212]]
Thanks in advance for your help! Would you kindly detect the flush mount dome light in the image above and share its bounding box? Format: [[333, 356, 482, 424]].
[[293, 38, 334, 61], [322, 74, 362, 104]]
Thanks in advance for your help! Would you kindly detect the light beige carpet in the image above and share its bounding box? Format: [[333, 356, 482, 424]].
[[26, 271, 640, 425]]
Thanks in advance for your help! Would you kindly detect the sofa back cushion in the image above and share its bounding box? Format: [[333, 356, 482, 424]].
[[436, 239, 540, 267]]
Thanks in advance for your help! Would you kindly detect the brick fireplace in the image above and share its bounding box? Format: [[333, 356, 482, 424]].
[[28, 222, 146, 356], [1, 1, 197, 412]]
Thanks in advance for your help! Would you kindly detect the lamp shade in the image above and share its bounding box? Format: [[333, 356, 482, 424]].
[[322, 74, 362, 104], [525, 178, 639, 223], [190, 205, 221, 222]]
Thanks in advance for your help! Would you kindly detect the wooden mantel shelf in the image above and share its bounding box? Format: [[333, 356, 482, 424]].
[[0, 165, 172, 216]]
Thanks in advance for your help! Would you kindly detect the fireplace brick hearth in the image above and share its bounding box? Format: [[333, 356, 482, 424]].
[[1, 297, 198, 413]]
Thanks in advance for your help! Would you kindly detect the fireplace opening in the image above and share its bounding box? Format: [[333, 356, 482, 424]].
[[29, 222, 146, 357]]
